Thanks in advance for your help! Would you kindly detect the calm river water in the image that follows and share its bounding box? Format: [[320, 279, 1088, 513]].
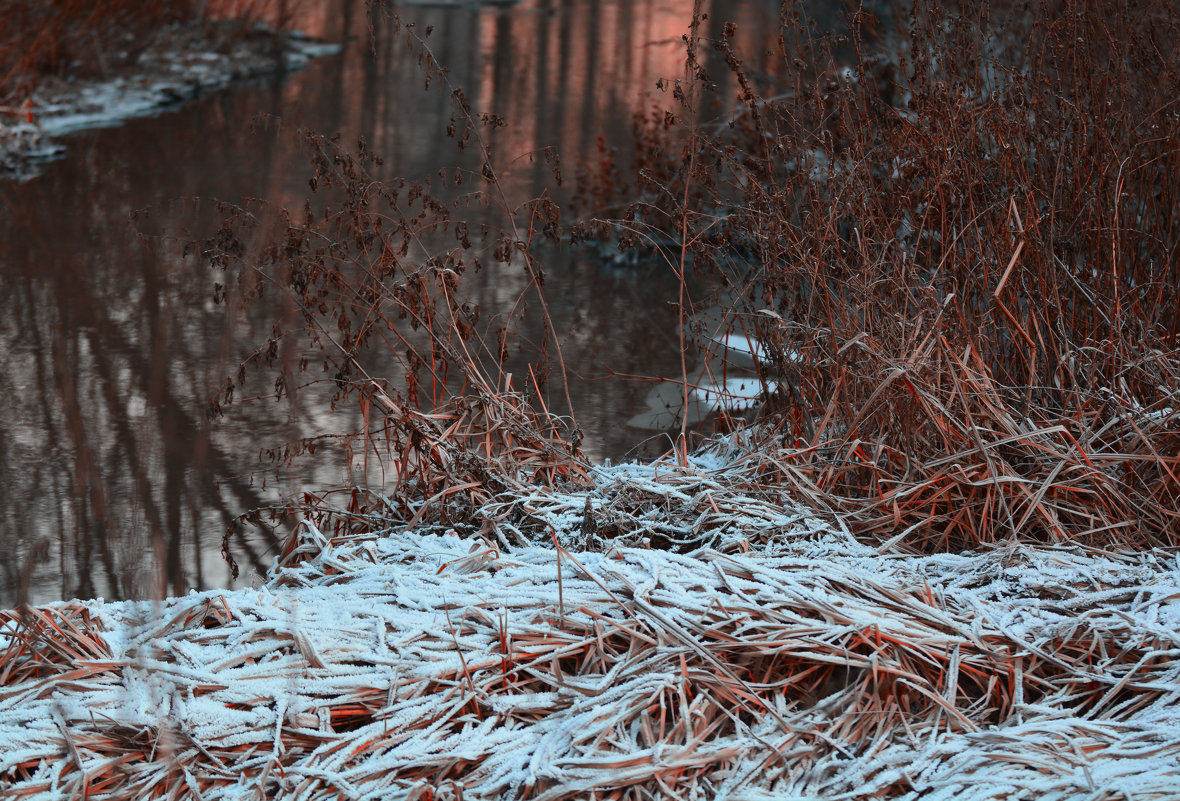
[[0, 0, 862, 605]]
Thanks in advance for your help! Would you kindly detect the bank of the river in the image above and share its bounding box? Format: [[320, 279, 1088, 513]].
[[1, 435, 1178, 800], [0, 23, 337, 180]]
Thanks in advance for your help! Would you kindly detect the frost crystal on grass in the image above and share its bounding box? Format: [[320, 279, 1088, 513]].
[[2, 455, 1179, 799]]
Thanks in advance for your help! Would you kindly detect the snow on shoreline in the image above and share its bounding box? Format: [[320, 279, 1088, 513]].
[[0, 26, 339, 180], [2, 455, 1178, 799]]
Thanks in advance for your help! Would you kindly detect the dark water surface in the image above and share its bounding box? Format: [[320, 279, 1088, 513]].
[[0, 0, 813, 606]]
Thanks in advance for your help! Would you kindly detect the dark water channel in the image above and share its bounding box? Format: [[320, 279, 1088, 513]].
[[0, 0, 840, 606]]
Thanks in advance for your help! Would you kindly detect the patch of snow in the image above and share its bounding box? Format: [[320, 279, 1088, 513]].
[[714, 331, 765, 358], [1, 27, 340, 180], [709, 331, 802, 363]]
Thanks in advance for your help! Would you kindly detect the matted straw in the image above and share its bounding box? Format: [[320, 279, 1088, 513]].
[[3, 442, 1179, 800]]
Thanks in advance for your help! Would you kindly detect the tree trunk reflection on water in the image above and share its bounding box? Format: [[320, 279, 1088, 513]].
[[1, 185, 284, 607], [1, 0, 807, 607]]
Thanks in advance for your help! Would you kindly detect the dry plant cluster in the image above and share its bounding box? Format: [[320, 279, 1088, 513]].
[[571, 0, 1180, 551], [0, 0, 294, 106], [203, 0, 1178, 559]]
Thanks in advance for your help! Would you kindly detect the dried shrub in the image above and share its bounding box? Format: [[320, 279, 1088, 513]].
[[590, 0, 1180, 550], [201, 14, 586, 566]]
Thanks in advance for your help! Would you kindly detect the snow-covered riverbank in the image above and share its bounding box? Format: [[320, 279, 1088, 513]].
[[2, 452, 1178, 800], [0, 24, 337, 180]]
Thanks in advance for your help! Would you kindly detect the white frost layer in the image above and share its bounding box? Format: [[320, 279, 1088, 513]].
[[1, 458, 1178, 799]]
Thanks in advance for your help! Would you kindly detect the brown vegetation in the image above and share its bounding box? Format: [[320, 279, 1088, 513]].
[[575, 0, 1180, 550], [208, 0, 1178, 556], [1, 3, 1179, 797], [0, 0, 292, 105]]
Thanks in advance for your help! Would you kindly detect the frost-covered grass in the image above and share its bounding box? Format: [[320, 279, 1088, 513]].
[[3, 451, 1179, 800]]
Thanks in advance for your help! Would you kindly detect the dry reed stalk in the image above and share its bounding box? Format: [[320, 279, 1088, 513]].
[[723, 337, 1179, 552], [0, 605, 113, 688], [222, 387, 588, 578]]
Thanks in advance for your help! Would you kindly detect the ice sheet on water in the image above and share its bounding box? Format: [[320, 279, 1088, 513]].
[[689, 376, 776, 411]]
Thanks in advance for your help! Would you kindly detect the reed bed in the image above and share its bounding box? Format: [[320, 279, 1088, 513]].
[[3, 435, 1179, 800], [197, 0, 1178, 558], [577, 0, 1180, 551], [694, 356, 1180, 553]]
